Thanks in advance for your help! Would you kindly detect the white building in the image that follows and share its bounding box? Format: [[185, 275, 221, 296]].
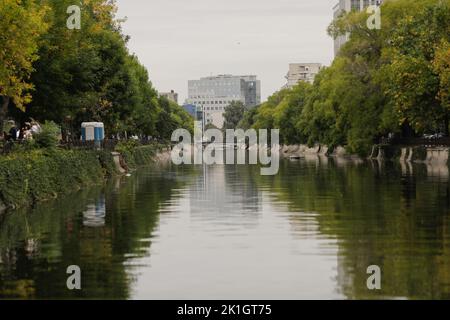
[[284, 63, 323, 89], [187, 75, 261, 129], [333, 0, 383, 56]]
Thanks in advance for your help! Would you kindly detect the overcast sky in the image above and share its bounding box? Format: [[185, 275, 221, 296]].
[[115, 0, 337, 103]]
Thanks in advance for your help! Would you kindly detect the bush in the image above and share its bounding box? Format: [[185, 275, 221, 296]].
[[34, 121, 60, 149], [97, 150, 118, 177], [115, 141, 167, 169], [0, 149, 115, 209], [133, 146, 158, 166], [115, 140, 141, 168]]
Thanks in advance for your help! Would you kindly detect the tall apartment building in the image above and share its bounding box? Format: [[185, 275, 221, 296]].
[[333, 0, 383, 56], [187, 74, 261, 129], [284, 63, 323, 89], [160, 90, 179, 104]]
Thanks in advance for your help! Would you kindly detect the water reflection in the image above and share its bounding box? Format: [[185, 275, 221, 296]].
[[83, 196, 106, 228], [0, 159, 450, 299]]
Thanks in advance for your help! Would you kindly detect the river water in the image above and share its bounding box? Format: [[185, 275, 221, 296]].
[[1, 156, 450, 299]]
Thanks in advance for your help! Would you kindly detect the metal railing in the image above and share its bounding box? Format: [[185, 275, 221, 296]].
[[61, 138, 170, 151], [63, 139, 118, 150]]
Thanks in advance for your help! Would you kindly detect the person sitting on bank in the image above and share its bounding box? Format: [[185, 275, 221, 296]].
[[18, 123, 33, 141]]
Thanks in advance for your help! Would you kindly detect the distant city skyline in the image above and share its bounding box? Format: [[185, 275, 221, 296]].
[[116, 0, 337, 103]]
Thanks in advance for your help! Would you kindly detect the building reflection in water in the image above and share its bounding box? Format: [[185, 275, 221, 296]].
[[188, 164, 262, 221], [83, 195, 106, 227]]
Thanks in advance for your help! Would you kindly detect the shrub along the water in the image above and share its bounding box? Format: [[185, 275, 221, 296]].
[[0, 149, 116, 209], [115, 141, 168, 169], [0, 140, 168, 211]]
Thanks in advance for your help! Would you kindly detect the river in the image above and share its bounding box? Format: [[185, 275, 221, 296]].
[[1, 156, 450, 299]]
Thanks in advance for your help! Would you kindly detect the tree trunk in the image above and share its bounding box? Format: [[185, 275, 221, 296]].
[[444, 114, 449, 137], [401, 121, 414, 138], [0, 96, 10, 137]]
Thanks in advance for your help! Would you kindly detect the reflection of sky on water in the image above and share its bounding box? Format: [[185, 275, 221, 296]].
[[130, 164, 340, 300], [2, 158, 450, 299]]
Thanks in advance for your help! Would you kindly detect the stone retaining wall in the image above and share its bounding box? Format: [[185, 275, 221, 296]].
[[280, 144, 450, 166]]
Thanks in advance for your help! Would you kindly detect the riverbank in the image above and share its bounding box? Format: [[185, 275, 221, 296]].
[[115, 142, 171, 170], [280, 144, 450, 165], [0, 144, 171, 213]]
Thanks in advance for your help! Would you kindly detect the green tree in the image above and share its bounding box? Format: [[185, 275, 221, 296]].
[[223, 101, 246, 130], [381, 0, 450, 134], [12, 0, 191, 141], [273, 82, 311, 145], [249, 0, 450, 155], [253, 89, 289, 131], [238, 107, 259, 130], [23, 0, 130, 136], [155, 97, 193, 141], [433, 40, 450, 112]]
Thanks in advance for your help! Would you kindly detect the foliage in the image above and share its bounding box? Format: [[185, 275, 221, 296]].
[[433, 40, 450, 114], [4, 0, 192, 140], [223, 101, 246, 130], [114, 139, 140, 167], [237, 107, 259, 130], [115, 142, 167, 169], [0, 149, 115, 208], [34, 121, 60, 149], [115, 139, 141, 155], [0, 0, 48, 132], [243, 0, 450, 155], [155, 97, 194, 141], [0, 139, 165, 210], [381, 0, 450, 134]]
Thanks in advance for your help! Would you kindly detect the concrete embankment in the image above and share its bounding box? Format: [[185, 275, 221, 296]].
[[280, 144, 450, 166], [281, 144, 360, 159], [370, 145, 449, 164]]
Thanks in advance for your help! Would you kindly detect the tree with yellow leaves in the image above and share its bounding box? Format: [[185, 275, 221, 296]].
[[434, 40, 450, 111], [0, 0, 48, 133]]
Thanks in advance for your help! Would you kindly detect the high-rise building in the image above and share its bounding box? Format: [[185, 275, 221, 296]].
[[187, 75, 261, 129], [333, 0, 383, 56], [283, 63, 323, 89], [160, 90, 179, 104]]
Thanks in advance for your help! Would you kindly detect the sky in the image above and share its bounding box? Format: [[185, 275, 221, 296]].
[[115, 0, 337, 103]]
